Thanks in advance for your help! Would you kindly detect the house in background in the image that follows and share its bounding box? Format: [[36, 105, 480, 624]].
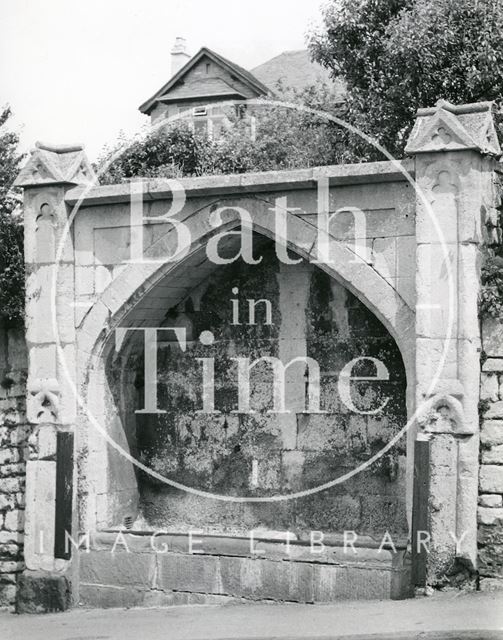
[[251, 49, 337, 93], [139, 37, 343, 138]]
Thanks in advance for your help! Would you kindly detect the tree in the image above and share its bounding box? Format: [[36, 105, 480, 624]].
[[0, 106, 24, 323], [308, 0, 503, 158]]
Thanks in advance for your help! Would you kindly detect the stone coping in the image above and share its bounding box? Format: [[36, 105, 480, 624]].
[[65, 160, 415, 207], [88, 530, 409, 568]]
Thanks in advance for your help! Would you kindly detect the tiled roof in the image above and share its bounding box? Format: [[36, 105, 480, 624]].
[[251, 49, 345, 97]]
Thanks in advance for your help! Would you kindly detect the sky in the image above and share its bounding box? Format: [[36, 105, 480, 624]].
[[0, 0, 324, 160]]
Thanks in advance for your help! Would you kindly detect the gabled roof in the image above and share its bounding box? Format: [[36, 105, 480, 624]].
[[139, 47, 271, 115], [157, 77, 248, 103]]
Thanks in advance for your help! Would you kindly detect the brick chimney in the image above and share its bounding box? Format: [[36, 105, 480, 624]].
[[171, 37, 190, 76]]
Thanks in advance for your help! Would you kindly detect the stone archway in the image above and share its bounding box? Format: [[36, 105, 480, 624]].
[[76, 203, 415, 536], [77, 229, 413, 605], [85, 231, 410, 527], [13, 101, 502, 610]]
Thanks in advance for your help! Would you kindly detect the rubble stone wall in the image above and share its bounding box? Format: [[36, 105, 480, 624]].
[[0, 322, 28, 608], [479, 317, 503, 590]]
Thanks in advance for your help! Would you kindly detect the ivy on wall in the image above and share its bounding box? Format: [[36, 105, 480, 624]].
[[0, 106, 24, 324], [480, 252, 503, 319], [0, 208, 24, 323]]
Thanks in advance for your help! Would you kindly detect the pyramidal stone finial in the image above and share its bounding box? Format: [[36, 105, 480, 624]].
[[405, 100, 501, 157], [14, 141, 97, 188]]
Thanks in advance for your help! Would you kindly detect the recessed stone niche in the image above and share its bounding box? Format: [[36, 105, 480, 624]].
[[108, 238, 408, 540]]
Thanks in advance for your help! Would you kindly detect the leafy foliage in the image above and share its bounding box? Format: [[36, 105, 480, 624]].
[[308, 0, 503, 158], [97, 85, 347, 183], [98, 125, 214, 183], [480, 252, 503, 318], [0, 106, 24, 323]]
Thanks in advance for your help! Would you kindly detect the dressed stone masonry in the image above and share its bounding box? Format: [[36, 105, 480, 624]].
[[8, 102, 503, 611], [12, 142, 95, 612]]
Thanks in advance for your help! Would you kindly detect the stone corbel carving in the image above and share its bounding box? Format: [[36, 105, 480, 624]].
[[28, 377, 60, 424], [417, 393, 474, 436]]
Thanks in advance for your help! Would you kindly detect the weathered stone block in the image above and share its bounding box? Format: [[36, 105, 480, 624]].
[[0, 463, 25, 477], [478, 507, 503, 526], [0, 530, 23, 544], [0, 446, 19, 465], [0, 582, 16, 607], [0, 426, 9, 445], [481, 373, 500, 402], [7, 327, 27, 371], [479, 577, 503, 591], [483, 317, 503, 358], [372, 236, 396, 281], [219, 556, 314, 602], [478, 544, 503, 578], [0, 543, 20, 558], [479, 494, 503, 508], [313, 564, 392, 601], [4, 509, 24, 532], [155, 553, 220, 593], [78, 584, 150, 609], [483, 358, 503, 373], [480, 465, 503, 493], [16, 571, 71, 613], [482, 444, 503, 465], [80, 551, 155, 588], [24, 460, 55, 570], [481, 420, 503, 446], [0, 560, 24, 573], [485, 401, 503, 420]]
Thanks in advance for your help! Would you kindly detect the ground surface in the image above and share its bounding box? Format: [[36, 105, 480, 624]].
[[2, 591, 503, 640]]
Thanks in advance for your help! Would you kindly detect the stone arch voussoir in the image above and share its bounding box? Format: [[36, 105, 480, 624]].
[[79, 197, 415, 375]]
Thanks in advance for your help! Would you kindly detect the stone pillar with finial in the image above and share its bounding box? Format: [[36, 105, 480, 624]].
[[13, 142, 96, 612], [405, 100, 501, 588]]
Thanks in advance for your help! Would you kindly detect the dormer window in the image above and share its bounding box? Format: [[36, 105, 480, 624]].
[[193, 106, 207, 117]]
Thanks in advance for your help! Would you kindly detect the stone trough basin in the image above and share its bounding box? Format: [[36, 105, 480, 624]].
[[78, 530, 412, 608]]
